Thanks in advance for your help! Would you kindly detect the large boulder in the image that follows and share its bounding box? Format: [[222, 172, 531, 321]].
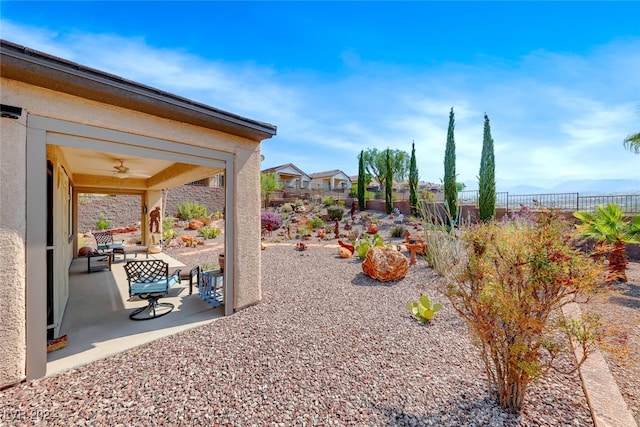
[[362, 246, 409, 282]]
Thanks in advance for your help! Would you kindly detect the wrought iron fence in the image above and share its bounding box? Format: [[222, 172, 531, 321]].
[[457, 190, 639, 214]]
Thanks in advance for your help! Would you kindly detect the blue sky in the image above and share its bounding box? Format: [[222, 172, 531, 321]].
[[1, 1, 639, 192]]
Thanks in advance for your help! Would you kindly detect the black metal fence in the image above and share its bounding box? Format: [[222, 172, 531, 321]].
[[457, 190, 640, 214]]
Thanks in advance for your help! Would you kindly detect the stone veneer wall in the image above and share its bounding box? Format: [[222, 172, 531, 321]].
[[78, 186, 225, 232]]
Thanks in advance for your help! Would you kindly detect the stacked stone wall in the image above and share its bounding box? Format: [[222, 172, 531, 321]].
[[78, 186, 225, 232]]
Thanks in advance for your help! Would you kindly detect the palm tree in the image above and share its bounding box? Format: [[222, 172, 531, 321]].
[[623, 131, 640, 154], [574, 203, 640, 282]]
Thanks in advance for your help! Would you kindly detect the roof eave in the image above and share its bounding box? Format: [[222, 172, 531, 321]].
[[0, 40, 277, 142]]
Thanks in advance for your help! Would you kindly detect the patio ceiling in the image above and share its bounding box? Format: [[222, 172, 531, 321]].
[[60, 146, 223, 191]]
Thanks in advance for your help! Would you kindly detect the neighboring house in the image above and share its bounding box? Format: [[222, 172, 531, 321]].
[[310, 170, 352, 191], [0, 40, 276, 387], [261, 163, 311, 189]]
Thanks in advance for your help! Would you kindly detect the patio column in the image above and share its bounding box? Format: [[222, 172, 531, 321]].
[[144, 190, 163, 246]]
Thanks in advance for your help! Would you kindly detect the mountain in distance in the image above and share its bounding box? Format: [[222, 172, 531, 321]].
[[492, 179, 639, 195], [549, 179, 639, 195]]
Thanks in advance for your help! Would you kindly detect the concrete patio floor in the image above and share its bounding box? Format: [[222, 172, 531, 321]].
[[46, 252, 223, 376]]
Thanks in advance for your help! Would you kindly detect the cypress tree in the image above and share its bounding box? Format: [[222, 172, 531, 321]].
[[385, 148, 394, 214], [478, 114, 496, 221], [444, 108, 458, 222], [409, 141, 419, 215], [357, 150, 366, 211]]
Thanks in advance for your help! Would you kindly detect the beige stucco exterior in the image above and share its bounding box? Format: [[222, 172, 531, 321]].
[[0, 41, 275, 388]]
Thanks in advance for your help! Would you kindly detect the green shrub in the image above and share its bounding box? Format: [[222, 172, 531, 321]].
[[327, 206, 344, 221], [177, 201, 207, 220], [96, 214, 112, 230], [162, 217, 175, 231], [163, 229, 179, 240], [336, 199, 345, 208], [390, 225, 406, 238], [309, 216, 324, 229], [298, 225, 312, 238], [198, 226, 221, 239], [295, 199, 305, 207], [322, 196, 334, 206], [281, 203, 293, 213]]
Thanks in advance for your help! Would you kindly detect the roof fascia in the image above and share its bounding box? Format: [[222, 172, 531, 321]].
[[0, 40, 276, 142]]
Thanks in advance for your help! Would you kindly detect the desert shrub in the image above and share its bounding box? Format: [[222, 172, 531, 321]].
[[295, 199, 304, 207], [336, 199, 345, 208], [298, 224, 312, 238], [95, 214, 112, 230], [162, 217, 175, 231], [390, 225, 406, 238], [322, 196, 334, 206], [177, 201, 207, 220], [261, 211, 283, 230], [198, 226, 221, 239], [421, 190, 436, 202], [163, 228, 179, 240], [281, 203, 293, 213], [418, 203, 464, 275], [327, 206, 344, 221], [309, 216, 324, 229], [445, 209, 603, 413]]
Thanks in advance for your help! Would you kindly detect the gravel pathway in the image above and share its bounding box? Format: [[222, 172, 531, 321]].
[[1, 245, 592, 426]]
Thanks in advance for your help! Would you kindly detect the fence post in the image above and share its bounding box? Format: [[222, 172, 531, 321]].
[[576, 192, 579, 212]]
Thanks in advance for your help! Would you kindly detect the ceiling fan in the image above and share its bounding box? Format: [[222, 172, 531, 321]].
[[112, 160, 130, 176], [111, 159, 151, 179]]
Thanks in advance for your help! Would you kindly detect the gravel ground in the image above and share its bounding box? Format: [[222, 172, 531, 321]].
[[1, 237, 593, 426], [580, 262, 640, 425]]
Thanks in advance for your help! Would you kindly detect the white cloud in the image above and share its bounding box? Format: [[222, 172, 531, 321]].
[[2, 19, 639, 190]]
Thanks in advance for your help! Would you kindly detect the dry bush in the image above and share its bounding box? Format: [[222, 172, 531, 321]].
[[445, 209, 604, 413]]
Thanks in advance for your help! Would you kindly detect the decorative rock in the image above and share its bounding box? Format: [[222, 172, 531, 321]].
[[338, 247, 352, 258], [338, 239, 355, 254], [189, 219, 204, 230], [367, 223, 378, 234], [362, 246, 409, 281], [295, 205, 306, 213]]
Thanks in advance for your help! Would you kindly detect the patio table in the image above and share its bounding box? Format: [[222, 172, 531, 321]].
[[86, 252, 113, 273]]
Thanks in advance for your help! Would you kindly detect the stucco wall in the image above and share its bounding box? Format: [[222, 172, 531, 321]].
[[1, 77, 264, 384], [233, 145, 263, 310], [0, 110, 28, 388]]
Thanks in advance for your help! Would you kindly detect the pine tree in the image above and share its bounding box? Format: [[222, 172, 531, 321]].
[[385, 148, 394, 214], [478, 114, 496, 221], [357, 150, 366, 211], [409, 141, 419, 215], [444, 108, 458, 222]]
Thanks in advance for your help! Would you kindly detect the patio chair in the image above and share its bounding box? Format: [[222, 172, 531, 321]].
[[93, 231, 126, 261], [124, 260, 181, 321]]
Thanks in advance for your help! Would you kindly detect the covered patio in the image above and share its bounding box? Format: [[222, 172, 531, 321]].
[[1, 39, 276, 387], [46, 252, 223, 376]]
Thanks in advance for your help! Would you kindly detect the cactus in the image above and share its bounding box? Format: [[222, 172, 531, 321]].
[[406, 294, 442, 323], [353, 233, 385, 260]]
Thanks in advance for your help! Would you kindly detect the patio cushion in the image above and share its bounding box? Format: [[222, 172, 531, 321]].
[[130, 274, 179, 295]]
